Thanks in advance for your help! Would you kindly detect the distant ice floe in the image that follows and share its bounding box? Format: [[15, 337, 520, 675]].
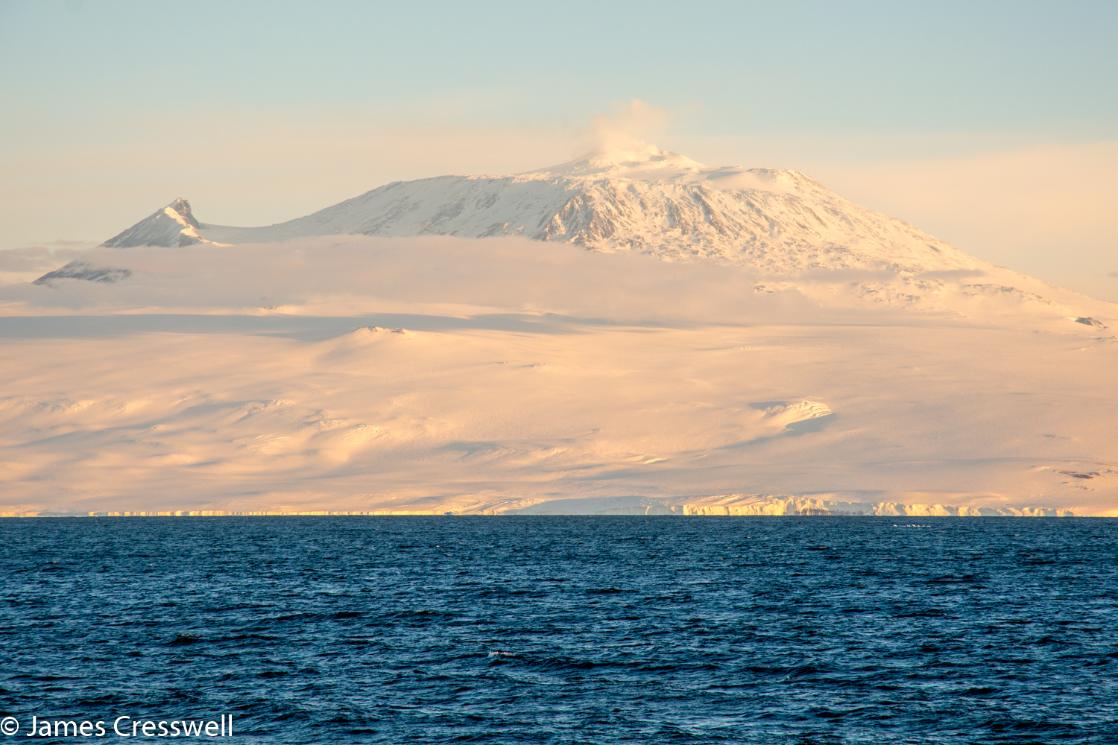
[[497, 493, 1077, 517], [669, 494, 1074, 517]]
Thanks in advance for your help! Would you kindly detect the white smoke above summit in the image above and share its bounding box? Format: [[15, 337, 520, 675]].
[[583, 98, 671, 160]]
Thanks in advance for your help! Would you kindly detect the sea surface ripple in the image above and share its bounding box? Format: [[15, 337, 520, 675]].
[[1, 517, 1116, 743]]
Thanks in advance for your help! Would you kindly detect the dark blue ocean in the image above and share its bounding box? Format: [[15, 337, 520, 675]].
[[2, 517, 1116, 743]]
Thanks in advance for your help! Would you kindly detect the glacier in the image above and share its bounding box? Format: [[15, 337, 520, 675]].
[[6, 144, 1117, 517]]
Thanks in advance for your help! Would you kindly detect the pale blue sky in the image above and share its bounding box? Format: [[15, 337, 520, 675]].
[[4, 0, 1116, 136], [2, 0, 1116, 296]]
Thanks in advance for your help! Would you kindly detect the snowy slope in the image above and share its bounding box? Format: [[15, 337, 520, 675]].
[[90, 144, 1113, 328], [9, 145, 1114, 517], [104, 198, 226, 248], [105, 145, 981, 275], [4, 236, 1117, 516]]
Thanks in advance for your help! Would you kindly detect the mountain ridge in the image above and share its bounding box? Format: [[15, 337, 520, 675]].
[[104, 197, 231, 248], [102, 145, 980, 274], [85, 143, 1113, 329]]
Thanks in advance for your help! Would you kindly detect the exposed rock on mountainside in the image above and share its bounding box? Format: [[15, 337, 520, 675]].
[[33, 260, 131, 285], [104, 198, 225, 248]]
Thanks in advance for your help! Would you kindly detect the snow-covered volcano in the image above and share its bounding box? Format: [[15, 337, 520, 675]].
[[91, 142, 1115, 329], [103, 144, 980, 275], [9, 143, 1118, 516]]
